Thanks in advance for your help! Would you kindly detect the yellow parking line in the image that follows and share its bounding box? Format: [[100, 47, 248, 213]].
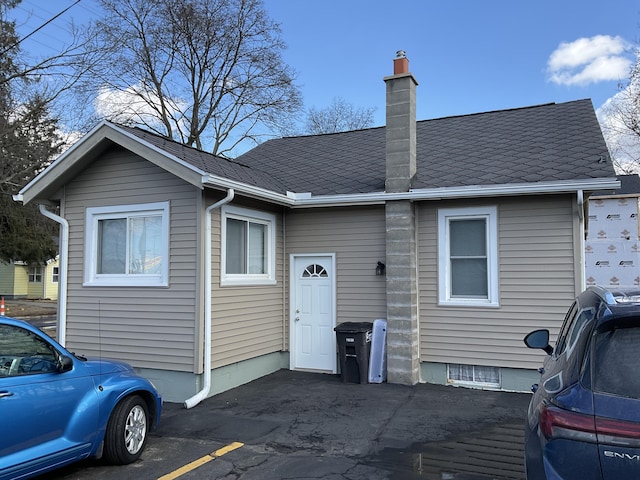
[[157, 442, 244, 480]]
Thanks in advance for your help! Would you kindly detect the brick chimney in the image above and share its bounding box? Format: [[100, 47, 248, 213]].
[[384, 50, 418, 193], [383, 51, 420, 386]]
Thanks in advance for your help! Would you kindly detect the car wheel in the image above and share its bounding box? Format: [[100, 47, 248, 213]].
[[104, 395, 149, 465]]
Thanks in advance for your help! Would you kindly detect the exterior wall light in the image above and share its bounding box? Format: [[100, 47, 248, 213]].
[[376, 261, 386, 276]]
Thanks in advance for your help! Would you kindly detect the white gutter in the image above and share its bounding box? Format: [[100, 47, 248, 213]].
[[202, 176, 621, 208], [184, 188, 235, 409], [37, 204, 69, 346], [577, 189, 584, 220]]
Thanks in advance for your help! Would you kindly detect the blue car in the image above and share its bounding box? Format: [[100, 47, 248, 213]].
[[0, 316, 162, 479], [523, 286, 640, 479]]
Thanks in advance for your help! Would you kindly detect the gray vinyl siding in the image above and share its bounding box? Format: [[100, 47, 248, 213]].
[[209, 200, 286, 368], [418, 195, 578, 370], [62, 145, 200, 371], [285, 206, 387, 337]]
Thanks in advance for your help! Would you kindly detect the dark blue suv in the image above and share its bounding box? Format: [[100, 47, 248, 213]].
[[524, 287, 640, 480], [524, 286, 640, 479]]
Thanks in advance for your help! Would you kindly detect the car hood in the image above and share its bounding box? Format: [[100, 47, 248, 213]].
[[81, 357, 135, 376]]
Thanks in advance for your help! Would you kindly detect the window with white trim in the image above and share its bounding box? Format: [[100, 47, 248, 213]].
[[28, 266, 43, 283], [84, 202, 169, 287], [52, 266, 59, 283], [221, 206, 276, 286], [438, 206, 499, 306]]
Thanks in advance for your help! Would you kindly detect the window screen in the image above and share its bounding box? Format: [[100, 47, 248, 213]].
[[450, 218, 488, 297]]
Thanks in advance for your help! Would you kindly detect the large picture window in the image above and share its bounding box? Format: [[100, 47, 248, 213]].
[[221, 206, 276, 286], [438, 206, 498, 306], [84, 202, 169, 287]]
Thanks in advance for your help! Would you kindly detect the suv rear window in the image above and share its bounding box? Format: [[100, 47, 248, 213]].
[[592, 325, 640, 398]]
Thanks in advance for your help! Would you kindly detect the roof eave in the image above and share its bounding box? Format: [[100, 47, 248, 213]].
[[18, 121, 207, 205], [203, 177, 621, 208], [203, 175, 294, 205]]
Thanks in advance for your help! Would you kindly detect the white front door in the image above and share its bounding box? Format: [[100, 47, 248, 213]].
[[290, 255, 336, 372]]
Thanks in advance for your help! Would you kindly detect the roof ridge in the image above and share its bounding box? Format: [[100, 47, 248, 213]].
[[279, 125, 385, 141], [417, 99, 592, 124], [271, 99, 593, 140]]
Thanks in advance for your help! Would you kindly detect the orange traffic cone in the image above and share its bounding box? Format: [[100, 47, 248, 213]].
[[0, 297, 4, 316]]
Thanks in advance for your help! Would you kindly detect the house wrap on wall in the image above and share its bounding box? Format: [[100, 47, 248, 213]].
[[586, 174, 640, 288], [15, 53, 619, 403]]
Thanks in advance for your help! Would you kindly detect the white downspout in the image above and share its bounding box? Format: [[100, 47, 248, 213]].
[[38, 205, 69, 346], [184, 188, 234, 409], [577, 189, 586, 292]]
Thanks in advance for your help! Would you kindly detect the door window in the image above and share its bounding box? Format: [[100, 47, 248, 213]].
[[0, 325, 58, 377], [302, 264, 328, 278]]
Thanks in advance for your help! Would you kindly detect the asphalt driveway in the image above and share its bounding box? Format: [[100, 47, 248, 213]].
[[38, 369, 531, 479]]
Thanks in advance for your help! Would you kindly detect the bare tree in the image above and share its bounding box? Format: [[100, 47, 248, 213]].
[[1, 0, 66, 263], [599, 48, 640, 174], [304, 97, 376, 135], [87, 0, 301, 157], [1, 1, 104, 128]]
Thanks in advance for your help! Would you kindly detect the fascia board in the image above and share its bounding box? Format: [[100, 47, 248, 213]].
[[19, 121, 207, 205], [19, 121, 111, 204], [203, 175, 294, 205], [204, 176, 621, 208], [105, 123, 207, 187], [293, 178, 621, 207]]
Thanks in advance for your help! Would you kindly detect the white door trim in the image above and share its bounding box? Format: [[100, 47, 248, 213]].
[[289, 253, 337, 373]]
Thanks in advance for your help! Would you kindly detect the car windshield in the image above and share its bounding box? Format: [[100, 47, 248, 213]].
[[592, 323, 640, 398]]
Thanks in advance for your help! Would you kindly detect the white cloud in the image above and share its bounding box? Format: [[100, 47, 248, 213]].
[[94, 84, 188, 135], [596, 80, 640, 173], [547, 35, 632, 86]]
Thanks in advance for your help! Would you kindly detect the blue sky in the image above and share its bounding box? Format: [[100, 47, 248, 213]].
[[263, 0, 639, 125], [12, 0, 640, 128]]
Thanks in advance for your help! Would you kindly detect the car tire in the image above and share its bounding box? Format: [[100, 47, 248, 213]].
[[104, 395, 149, 465]]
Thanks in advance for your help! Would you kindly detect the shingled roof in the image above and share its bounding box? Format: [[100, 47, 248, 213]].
[[123, 99, 614, 197], [121, 126, 289, 193], [591, 174, 640, 197]]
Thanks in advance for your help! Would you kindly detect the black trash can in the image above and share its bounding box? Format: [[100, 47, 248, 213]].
[[334, 322, 373, 384]]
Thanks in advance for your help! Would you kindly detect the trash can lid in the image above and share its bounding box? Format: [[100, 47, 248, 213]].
[[334, 322, 373, 333]]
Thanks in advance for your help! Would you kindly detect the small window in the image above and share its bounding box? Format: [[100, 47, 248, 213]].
[[84, 202, 169, 287], [438, 207, 498, 306], [302, 264, 328, 278], [448, 364, 500, 388], [565, 307, 595, 356], [221, 206, 276, 286], [52, 267, 59, 283], [28, 266, 43, 283], [555, 302, 578, 356]]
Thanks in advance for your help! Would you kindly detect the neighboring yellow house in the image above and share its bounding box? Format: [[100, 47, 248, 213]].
[[0, 257, 59, 300]]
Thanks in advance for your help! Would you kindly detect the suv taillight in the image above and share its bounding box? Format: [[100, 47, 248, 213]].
[[540, 405, 640, 447], [596, 416, 640, 447], [540, 405, 596, 442]]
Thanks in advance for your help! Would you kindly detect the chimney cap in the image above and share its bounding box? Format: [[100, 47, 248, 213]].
[[393, 50, 409, 75]]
